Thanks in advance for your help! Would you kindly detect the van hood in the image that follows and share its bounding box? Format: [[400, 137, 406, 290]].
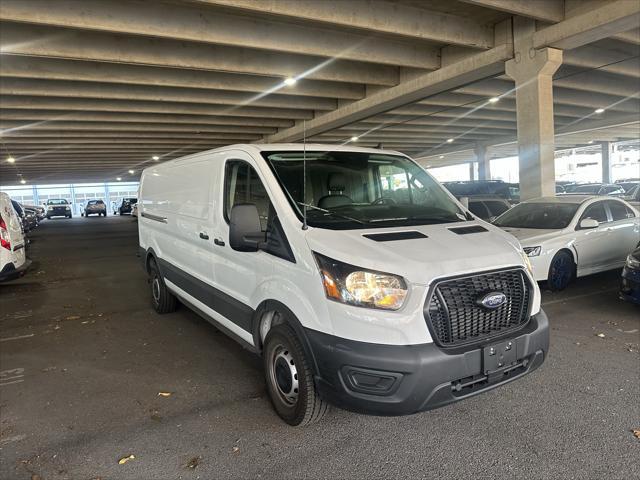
[[305, 222, 525, 285], [499, 227, 561, 246]]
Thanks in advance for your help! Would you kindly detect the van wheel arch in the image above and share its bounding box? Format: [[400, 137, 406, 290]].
[[144, 248, 159, 274], [252, 300, 319, 377]]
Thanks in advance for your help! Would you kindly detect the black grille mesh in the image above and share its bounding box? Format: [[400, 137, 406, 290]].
[[425, 269, 532, 347]]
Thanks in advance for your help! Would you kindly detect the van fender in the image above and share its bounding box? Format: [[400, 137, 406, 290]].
[[252, 299, 320, 377]]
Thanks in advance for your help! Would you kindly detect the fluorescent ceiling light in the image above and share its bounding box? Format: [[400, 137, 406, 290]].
[[129, 169, 135, 174], [446, 138, 454, 143], [284, 77, 297, 86], [350, 136, 359, 142], [116, 177, 122, 181], [152, 155, 160, 161], [594, 108, 605, 114], [20, 179, 26, 184], [488, 97, 499, 103], [6, 156, 15, 163]]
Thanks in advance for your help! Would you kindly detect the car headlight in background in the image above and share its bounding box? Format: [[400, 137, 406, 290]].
[[314, 253, 408, 310], [47, 206, 53, 211], [520, 250, 534, 275], [626, 254, 640, 269], [523, 246, 541, 257]]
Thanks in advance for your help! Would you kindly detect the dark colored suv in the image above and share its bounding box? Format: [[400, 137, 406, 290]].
[[118, 198, 137, 215]]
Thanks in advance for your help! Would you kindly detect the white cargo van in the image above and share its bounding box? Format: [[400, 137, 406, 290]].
[[1, 192, 30, 282], [138, 144, 549, 426]]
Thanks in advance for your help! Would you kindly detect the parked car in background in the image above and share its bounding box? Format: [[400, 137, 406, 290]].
[[461, 195, 511, 221], [623, 184, 640, 209], [83, 199, 107, 217], [118, 197, 137, 215], [0, 192, 30, 282], [23, 204, 46, 221], [444, 180, 520, 204], [131, 203, 138, 218], [46, 199, 72, 219], [493, 196, 640, 291], [22, 207, 39, 231], [620, 246, 640, 305], [138, 144, 549, 426], [616, 180, 639, 193], [562, 183, 625, 196]]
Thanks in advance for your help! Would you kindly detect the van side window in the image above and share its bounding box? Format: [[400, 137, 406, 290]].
[[224, 161, 271, 231]]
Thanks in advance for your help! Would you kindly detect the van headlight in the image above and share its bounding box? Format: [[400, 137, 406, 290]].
[[314, 253, 408, 310]]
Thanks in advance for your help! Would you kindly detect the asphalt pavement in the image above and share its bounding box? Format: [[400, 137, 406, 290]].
[[1, 215, 638, 479]]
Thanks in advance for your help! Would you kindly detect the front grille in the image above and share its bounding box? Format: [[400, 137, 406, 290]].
[[425, 268, 532, 347]]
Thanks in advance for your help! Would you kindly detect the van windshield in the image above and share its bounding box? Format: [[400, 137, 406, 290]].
[[263, 150, 466, 230]]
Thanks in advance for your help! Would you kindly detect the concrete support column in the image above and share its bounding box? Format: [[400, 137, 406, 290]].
[[469, 162, 476, 181], [600, 141, 611, 183], [505, 18, 562, 200], [475, 143, 491, 180]]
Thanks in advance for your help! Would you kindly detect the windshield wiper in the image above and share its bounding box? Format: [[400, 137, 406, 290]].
[[297, 202, 368, 225], [405, 214, 462, 224]]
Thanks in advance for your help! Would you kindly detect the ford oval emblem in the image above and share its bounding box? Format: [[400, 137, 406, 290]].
[[478, 292, 507, 309]]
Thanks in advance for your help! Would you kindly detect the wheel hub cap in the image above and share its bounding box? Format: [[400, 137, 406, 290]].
[[271, 346, 299, 405]]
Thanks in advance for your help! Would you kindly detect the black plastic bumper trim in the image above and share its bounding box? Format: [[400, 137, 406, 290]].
[[305, 309, 549, 416]]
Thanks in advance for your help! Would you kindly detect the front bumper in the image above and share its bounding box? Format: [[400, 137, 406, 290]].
[[0, 258, 32, 283], [620, 266, 640, 304], [306, 310, 549, 416], [47, 208, 71, 217]]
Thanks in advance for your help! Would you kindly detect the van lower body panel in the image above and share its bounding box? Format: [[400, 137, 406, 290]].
[[306, 310, 549, 416]]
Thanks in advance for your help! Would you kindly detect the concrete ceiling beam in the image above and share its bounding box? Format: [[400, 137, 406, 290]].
[[459, 0, 564, 23], [0, 57, 364, 100], [0, 0, 439, 69], [0, 96, 314, 120], [265, 44, 513, 142], [0, 110, 295, 128], [0, 78, 337, 111], [533, 0, 640, 50], [0, 121, 277, 134], [190, 0, 493, 48], [0, 22, 399, 86]]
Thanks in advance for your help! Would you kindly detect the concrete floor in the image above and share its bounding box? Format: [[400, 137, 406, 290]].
[[1, 216, 638, 480]]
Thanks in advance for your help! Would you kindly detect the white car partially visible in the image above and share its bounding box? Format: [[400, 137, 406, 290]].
[[493, 195, 640, 290], [0, 192, 30, 283]]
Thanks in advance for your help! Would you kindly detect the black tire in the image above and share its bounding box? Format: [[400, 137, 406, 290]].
[[547, 250, 574, 291], [263, 323, 329, 426], [149, 259, 178, 314]]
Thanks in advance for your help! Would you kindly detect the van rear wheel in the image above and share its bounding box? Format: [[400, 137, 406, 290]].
[[263, 323, 329, 426], [149, 260, 178, 314]]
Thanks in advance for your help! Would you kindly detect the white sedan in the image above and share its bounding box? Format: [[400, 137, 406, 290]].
[[493, 195, 640, 290]]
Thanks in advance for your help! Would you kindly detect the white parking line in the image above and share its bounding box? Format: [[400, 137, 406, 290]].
[[0, 333, 35, 342], [0, 368, 25, 387], [542, 288, 619, 306]]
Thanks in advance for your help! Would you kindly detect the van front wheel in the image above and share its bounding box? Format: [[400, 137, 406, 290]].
[[149, 260, 178, 314], [263, 323, 329, 426]]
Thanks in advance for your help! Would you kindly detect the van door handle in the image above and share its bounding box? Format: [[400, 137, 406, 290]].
[[213, 238, 225, 247], [199, 232, 209, 240]]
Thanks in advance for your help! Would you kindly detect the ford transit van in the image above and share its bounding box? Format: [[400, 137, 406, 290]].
[[138, 144, 549, 426]]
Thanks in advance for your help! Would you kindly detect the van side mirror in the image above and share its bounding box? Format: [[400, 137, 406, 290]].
[[229, 204, 266, 252], [579, 218, 599, 229]]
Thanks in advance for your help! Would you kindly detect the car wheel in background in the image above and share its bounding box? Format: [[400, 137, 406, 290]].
[[263, 323, 329, 426], [149, 259, 178, 314], [547, 250, 574, 291]]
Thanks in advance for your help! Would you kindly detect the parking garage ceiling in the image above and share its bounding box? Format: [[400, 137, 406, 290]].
[[0, 0, 639, 184]]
